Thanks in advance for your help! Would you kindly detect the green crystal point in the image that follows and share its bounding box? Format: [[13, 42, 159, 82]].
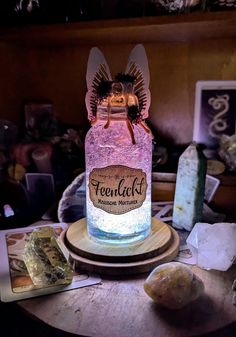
[[23, 226, 73, 287], [172, 142, 207, 231]]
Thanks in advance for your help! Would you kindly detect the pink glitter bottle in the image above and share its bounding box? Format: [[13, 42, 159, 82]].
[[85, 46, 152, 244]]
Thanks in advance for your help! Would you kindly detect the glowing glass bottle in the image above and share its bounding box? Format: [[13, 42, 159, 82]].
[[85, 82, 152, 244]]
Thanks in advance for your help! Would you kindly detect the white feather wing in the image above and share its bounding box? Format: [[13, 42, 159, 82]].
[[85, 47, 112, 121], [125, 44, 151, 119]]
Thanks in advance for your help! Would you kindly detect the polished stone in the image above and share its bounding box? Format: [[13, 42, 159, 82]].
[[172, 142, 206, 231], [144, 261, 204, 310], [23, 226, 73, 287]]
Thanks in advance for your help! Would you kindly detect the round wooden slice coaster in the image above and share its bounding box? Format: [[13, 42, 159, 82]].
[[62, 225, 179, 276], [66, 217, 172, 263]]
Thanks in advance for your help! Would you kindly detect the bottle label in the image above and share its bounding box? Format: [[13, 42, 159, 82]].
[[89, 165, 147, 214]]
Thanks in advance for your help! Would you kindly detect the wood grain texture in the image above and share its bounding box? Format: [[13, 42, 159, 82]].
[[63, 226, 179, 276], [151, 176, 236, 217], [65, 217, 172, 262], [2, 38, 236, 145], [1, 12, 236, 146], [18, 265, 236, 337], [1, 12, 236, 45]]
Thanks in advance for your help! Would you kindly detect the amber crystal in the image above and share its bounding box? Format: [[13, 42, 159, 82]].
[[23, 226, 73, 287]]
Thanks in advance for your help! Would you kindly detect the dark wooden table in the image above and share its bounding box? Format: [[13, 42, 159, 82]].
[[18, 264, 236, 337]]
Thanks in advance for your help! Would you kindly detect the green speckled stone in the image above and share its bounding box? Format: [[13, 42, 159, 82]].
[[172, 142, 206, 231]]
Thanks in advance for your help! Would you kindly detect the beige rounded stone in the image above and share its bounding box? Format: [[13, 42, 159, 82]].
[[144, 262, 204, 310], [207, 159, 225, 175]]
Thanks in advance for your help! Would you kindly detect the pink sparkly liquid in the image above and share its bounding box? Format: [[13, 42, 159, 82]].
[[85, 110, 152, 244]]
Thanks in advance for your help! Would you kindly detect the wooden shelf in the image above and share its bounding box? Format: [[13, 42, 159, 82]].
[[1, 11, 236, 46]]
